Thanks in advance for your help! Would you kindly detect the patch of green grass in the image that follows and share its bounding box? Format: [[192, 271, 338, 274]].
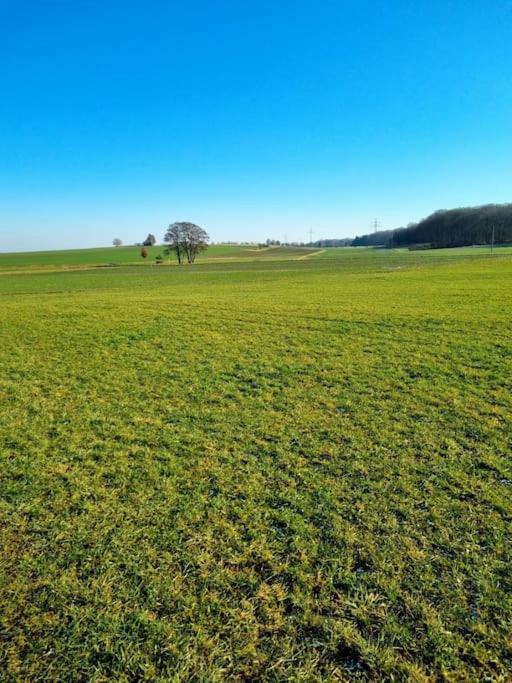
[[219, 246, 320, 260], [314, 244, 512, 262], [0, 249, 511, 680]]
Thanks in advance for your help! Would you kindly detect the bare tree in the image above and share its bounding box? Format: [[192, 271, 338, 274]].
[[182, 223, 209, 263], [112, 238, 123, 247], [163, 222, 209, 264], [163, 223, 185, 264]]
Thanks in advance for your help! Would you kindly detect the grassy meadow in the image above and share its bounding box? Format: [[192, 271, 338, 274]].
[[0, 246, 511, 681]]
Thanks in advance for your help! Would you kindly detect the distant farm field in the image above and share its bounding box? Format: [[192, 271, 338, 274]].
[[0, 247, 511, 681], [0, 244, 322, 272], [0, 244, 243, 270]]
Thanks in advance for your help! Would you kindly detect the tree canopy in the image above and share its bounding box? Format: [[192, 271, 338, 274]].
[[143, 234, 156, 246]]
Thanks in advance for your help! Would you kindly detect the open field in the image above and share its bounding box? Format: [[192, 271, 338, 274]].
[[2, 244, 512, 274], [314, 245, 512, 261], [0, 248, 511, 680], [0, 244, 242, 271], [0, 245, 323, 273]]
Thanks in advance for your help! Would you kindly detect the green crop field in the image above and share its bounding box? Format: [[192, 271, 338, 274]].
[[0, 244, 321, 273], [0, 244, 245, 271], [1, 247, 511, 681]]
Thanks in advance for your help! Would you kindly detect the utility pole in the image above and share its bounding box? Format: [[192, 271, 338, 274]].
[[373, 218, 381, 233], [309, 227, 313, 245]]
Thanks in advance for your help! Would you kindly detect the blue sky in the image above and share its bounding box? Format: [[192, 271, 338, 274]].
[[1, 0, 512, 250]]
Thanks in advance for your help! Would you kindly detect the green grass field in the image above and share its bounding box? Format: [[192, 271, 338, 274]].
[[0, 244, 241, 270], [1, 246, 511, 681], [0, 244, 321, 272]]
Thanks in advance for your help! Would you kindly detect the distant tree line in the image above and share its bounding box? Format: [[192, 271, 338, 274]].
[[351, 231, 395, 247], [346, 204, 512, 249], [308, 238, 353, 248], [390, 204, 512, 248]]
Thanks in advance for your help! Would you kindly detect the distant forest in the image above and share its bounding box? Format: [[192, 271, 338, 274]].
[[351, 230, 395, 247], [350, 204, 512, 249]]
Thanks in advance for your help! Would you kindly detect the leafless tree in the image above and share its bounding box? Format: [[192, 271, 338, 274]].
[[163, 223, 184, 264], [163, 222, 209, 264]]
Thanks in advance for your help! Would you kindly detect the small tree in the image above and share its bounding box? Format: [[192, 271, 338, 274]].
[[163, 222, 209, 264], [140, 247, 148, 259], [142, 233, 156, 246], [112, 238, 123, 247]]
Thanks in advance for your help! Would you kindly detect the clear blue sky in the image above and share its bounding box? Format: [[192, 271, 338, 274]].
[[1, 0, 512, 251]]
